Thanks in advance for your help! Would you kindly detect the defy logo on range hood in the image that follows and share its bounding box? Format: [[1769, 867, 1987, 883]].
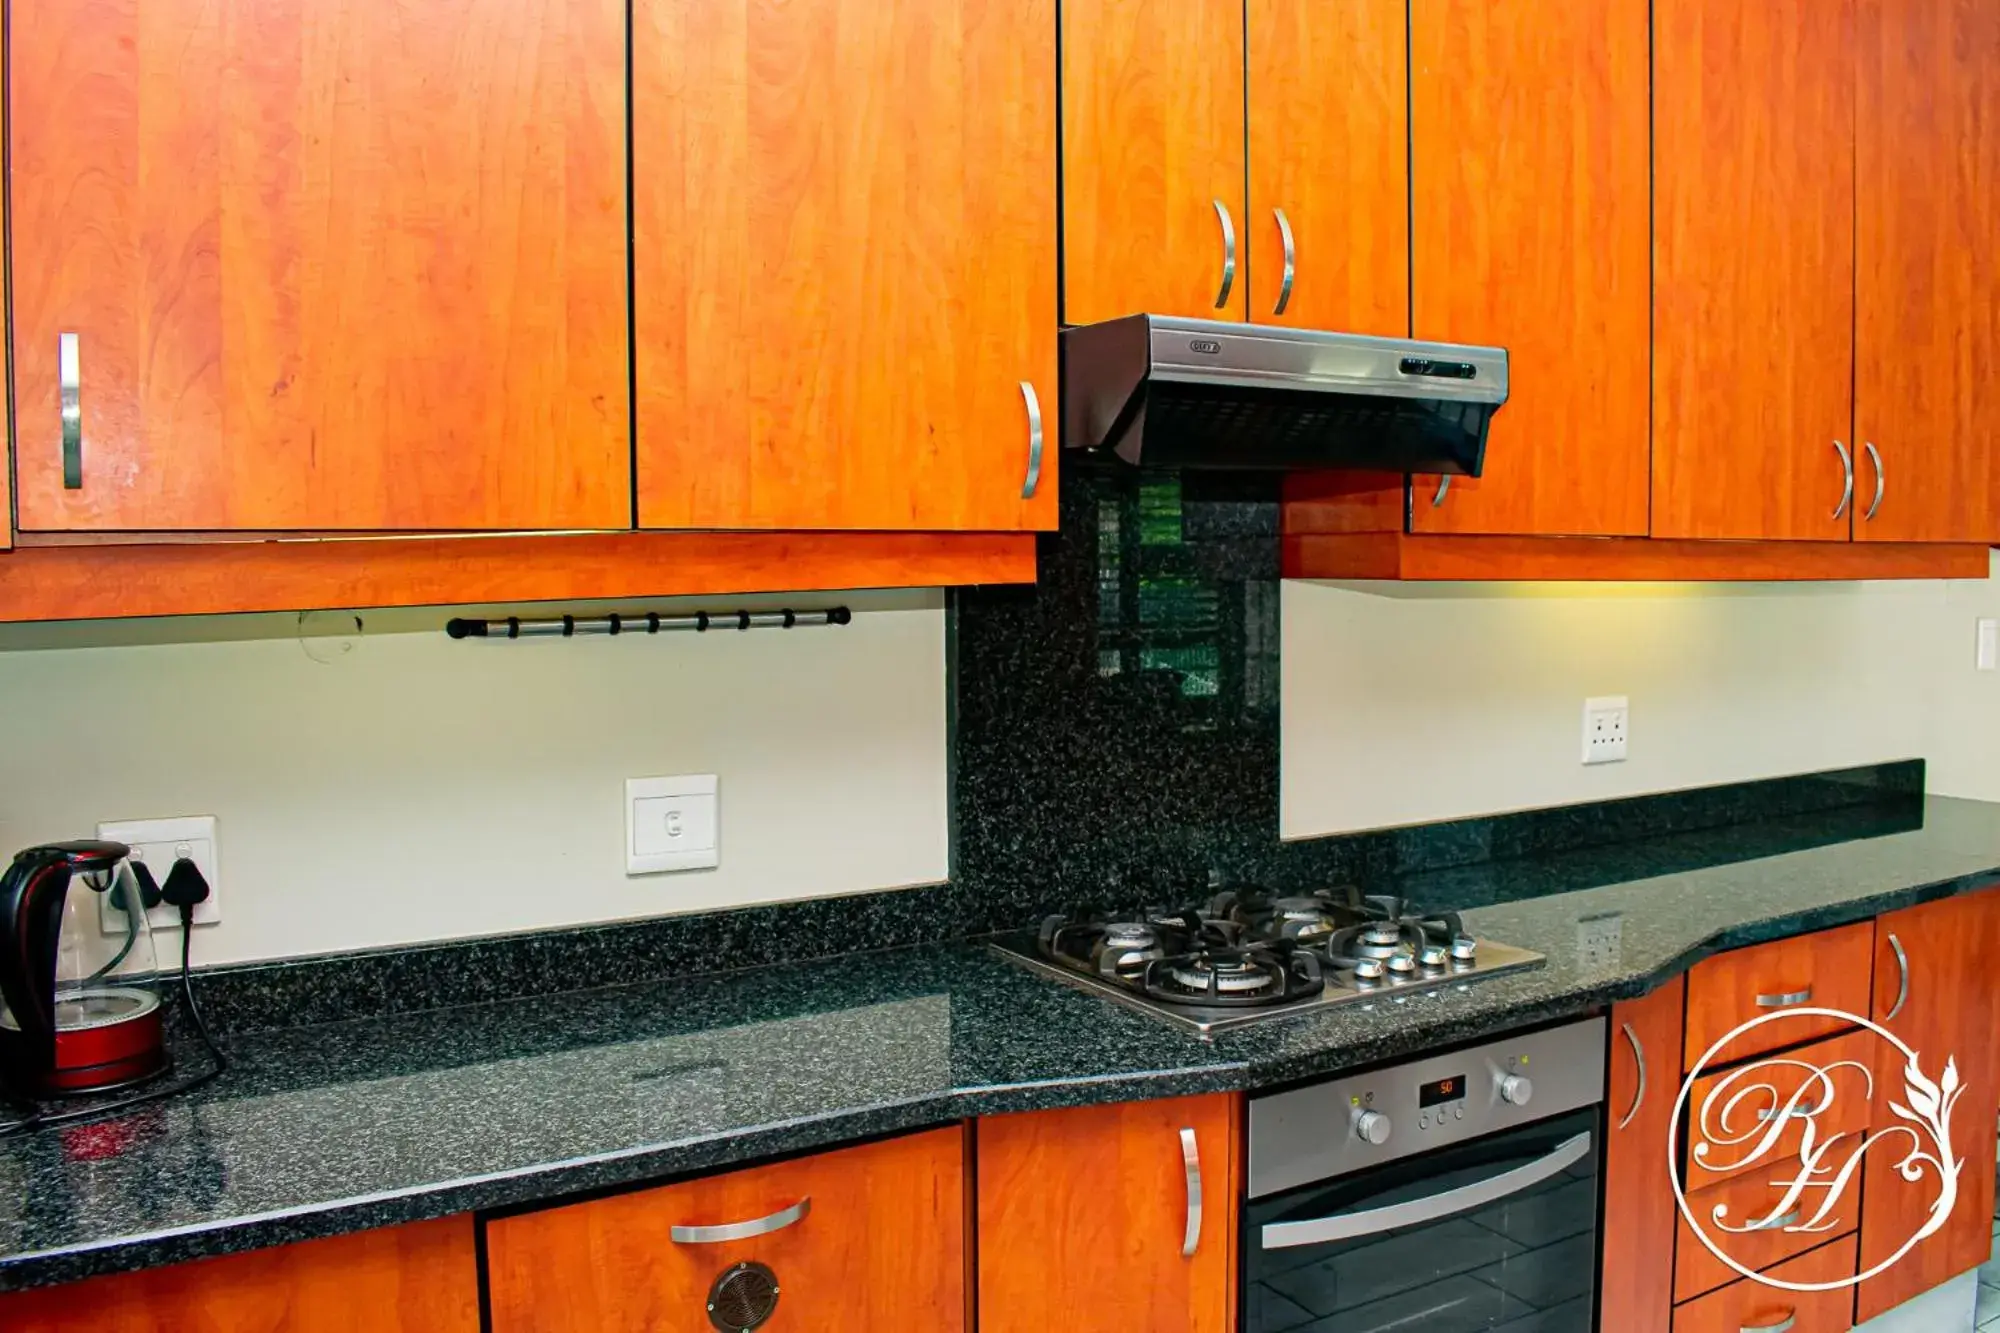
[[1061, 314, 1509, 475]]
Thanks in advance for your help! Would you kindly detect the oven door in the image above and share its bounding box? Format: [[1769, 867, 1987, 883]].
[[1242, 1106, 1599, 1333]]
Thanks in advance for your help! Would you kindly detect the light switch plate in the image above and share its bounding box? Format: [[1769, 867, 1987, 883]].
[[96, 815, 221, 932], [1978, 619, 1997, 672], [626, 775, 719, 874]]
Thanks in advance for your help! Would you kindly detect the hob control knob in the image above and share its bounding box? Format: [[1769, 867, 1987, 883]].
[[1498, 1074, 1534, 1107], [1353, 1110, 1392, 1145]]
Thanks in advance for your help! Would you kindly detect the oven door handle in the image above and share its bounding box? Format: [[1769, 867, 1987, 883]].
[[1258, 1131, 1593, 1250]]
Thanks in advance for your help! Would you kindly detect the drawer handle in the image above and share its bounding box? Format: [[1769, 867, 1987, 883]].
[[670, 1197, 810, 1245], [1754, 988, 1811, 1009], [1749, 1207, 1801, 1231], [1885, 932, 1909, 1021], [1756, 1100, 1823, 1123], [1616, 1022, 1646, 1130], [1180, 1126, 1203, 1258], [1741, 1312, 1795, 1333], [60, 333, 82, 489]]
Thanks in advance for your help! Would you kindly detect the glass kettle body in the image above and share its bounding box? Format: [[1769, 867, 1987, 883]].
[[0, 841, 169, 1097]]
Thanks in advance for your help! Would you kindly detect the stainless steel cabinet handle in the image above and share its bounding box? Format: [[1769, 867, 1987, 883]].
[[1740, 1312, 1796, 1333], [1750, 1208, 1802, 1231], [1179, 1126, 1203, 1258], [1754, 988, 1811, 1009], [60, 333, 82, 489], [669, 1197, 810, 1245], [1432, 476, 1451, 507], [1756, 1100, 1823, 1123], [1832, 440, 1854, 520], [1862, 442, 1885, 521], [1616, 1022, 1647, 1130], [1019, 381, 1044, 500], [1261, 1132, 1591, 1249], [1885, 932, 1909, 1021], [1272, 207, 1296, 315], [1212, 199, 1236, 310]]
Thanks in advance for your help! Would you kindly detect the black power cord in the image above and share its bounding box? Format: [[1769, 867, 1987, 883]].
[[0, 861, 228, 1139]]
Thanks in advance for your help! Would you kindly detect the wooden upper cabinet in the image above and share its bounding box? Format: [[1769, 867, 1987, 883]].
[[979, 1092, 1239, 1333], [488, 1127, 966, 1332], [1062, 0, 1246, 326], [1409, 0, 1650, 537], [1854, 0, 2000, 543], [10, 0, 629, 534], [1245, 0, 1407, 335], [1600, 977, 1684, 1333], [1856, 888, 2000, 1322], [1653, 0, 1856, 541], [0, 1218, 479, 1332], [635, 0, 1057, 532]]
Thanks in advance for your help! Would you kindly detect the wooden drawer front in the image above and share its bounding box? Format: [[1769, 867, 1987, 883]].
[[1684, 1030, 1873, 1192], [486, 1127, 966, 1332], [1672, 1234, 1857, 1333], [1674, 1155, 1860, 1301], [1684, 923, 1874, 1069]]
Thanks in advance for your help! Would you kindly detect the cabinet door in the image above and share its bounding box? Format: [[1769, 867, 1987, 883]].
[[1855, 888, 2000, 1322], [978, 1092, 1238, 1333], [1245, 0, 1406, 335], [1063, 0, 1246, 326], [635, 0, 1057, 532], [1409, 0, 1650, 537], [0, 1218, 478, 1332], [1854, 0, 2000, 543], [1601, 977, 1684, 1333], [1653, 0, 1855, 541], [487, 1127, 966, 1331], [10, 0, 629, 533]]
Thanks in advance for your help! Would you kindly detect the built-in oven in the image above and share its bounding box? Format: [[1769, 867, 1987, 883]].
[[1242, 1017, 1606, 1333]]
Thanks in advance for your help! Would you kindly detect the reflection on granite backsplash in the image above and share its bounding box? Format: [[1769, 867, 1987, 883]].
[[949, 468, 1925, 929]]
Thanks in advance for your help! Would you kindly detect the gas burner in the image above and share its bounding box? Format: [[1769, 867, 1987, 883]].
[[1093, 922, 1167, 978], [1141, 944, 1325, 1009]]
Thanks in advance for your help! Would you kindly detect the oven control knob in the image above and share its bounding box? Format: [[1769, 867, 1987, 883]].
[[1353, 1110, 1392, 1146], [1498, 1074, 1534, 1107]]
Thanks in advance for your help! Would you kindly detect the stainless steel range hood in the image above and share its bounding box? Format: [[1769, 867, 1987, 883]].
[[1061, 314, 1509, 474]]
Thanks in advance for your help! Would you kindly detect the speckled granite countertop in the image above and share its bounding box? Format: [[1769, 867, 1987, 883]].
[[6, 794, 2000, 1292]]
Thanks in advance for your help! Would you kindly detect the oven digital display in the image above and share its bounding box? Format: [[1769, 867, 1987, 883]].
[[1419, 1075, 1467, 1108]]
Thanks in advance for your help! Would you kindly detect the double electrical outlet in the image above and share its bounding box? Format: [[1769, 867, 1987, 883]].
[[1582, 697, 1629, 766]]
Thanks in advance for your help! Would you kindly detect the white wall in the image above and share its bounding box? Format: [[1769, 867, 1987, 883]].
[[1281, 552, 2000, 837], [4, 553, 1998, 967], [0, 593, 948, 966]]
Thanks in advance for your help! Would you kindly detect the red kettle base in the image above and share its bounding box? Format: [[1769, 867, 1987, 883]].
[[41, 1009, 170, 1097]]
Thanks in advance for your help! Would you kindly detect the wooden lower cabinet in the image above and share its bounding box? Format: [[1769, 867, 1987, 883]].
[[1674, 1155, 1861, 1302], [0, 1218, 478, 1332], [1856, 887, 2000, 1321], [1672, 1235, 1859, 1333], [1601, 976, 1687, 1333], [977, 1092, 1240, 1333], [486, 1127, 966, 1332]]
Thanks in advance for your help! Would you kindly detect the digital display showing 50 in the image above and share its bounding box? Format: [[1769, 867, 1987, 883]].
[[1419, 1074, 1467, 1108]]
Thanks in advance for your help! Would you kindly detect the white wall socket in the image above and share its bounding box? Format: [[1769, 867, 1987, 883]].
[[626, 775, 719, 874], [95, 815, 221, 933], [1582, 696, 1629, 765]]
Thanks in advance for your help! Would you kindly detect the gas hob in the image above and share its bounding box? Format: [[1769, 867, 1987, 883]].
[[991, 887, 1545, 1035]]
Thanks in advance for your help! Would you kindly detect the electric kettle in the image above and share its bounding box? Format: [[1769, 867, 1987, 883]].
[[0, 841, 168, 1098]]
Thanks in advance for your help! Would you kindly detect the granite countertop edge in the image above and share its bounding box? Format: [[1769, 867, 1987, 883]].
[[6, 837, 1997, 1292]]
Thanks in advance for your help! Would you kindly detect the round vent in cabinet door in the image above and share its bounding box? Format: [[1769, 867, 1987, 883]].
[[707, 1261, 780, 1332]]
